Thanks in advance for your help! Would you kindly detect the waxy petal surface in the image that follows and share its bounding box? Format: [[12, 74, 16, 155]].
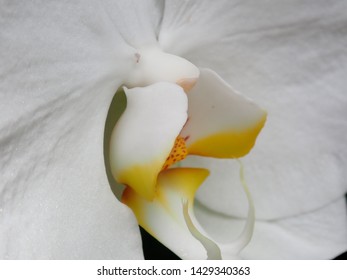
[[0, 0, 146, 259], [110, 83, 188, 200], [196, 197, 347, 259], [180, 69, 266, 158]]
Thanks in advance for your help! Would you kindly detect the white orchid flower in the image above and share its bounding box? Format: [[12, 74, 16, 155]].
[[1, 0, 346, 260]]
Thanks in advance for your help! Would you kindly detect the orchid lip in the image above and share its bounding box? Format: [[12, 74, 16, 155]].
[[110, 50, 267, 258]]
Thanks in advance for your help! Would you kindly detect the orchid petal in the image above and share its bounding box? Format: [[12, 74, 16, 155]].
[[159, 0, 239, 58], [0, 0, 145, 259], [165, 0, 347, 221], [122, 168, 210, 259], [101, 0, 164, 48], [180, 69, 266, 158], [110, 83, 188, 200], [196, 196, 347, 259]]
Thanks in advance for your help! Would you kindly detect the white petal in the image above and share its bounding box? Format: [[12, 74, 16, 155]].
[[196, 196, 347, 259], [0, 1, 143, 259], [110, 83, 188, 200], [180, 68, 266, 158], [102, 0, 164, 48], [122, 168, 210, 259], [158, 0, 239, 57], [166, 0, 347, 219]]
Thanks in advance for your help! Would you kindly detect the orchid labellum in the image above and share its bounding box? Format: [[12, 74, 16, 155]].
[[1, 0, 346, 260], [109, 47, 266, 259]]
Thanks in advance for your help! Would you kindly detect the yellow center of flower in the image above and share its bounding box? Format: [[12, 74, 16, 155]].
[[162, 136, 188, 170]]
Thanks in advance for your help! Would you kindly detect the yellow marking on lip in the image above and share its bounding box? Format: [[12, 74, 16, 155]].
[[187, 114, 267, 158], [122, 168, 210, 239], [118, 137, 189, 201], [117, 158, 163, 201]]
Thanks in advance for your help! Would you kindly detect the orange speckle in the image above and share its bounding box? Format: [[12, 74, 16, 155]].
[[161, 136, 188, 170]]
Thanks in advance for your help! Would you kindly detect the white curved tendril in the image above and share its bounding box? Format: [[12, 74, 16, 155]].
[[220, 159, 255, 256], [182, 199, 222, 260], [182, 159, 255, 259]]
